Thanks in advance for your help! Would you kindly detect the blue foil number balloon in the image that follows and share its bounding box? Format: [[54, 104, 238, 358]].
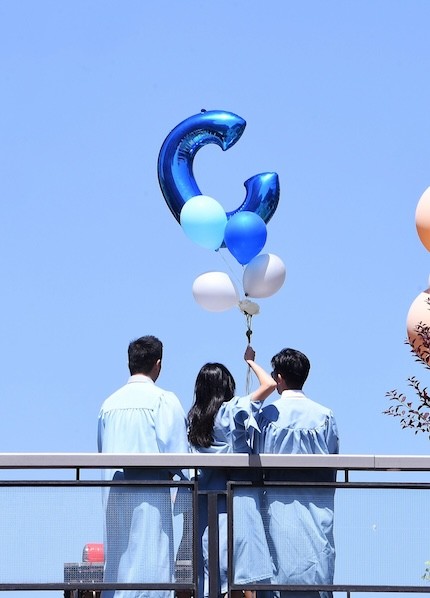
[[157, 110, 280, 227]]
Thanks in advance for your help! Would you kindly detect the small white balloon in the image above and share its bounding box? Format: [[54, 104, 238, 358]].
[[243, 253, 286, 298], [192, 272, 239, 312]]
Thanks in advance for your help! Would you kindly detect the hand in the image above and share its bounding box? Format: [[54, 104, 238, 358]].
[[244, 345, 256, 362]]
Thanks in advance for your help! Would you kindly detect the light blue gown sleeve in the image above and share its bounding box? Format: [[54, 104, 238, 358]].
[[155, 391, 189, 454], [326, 410, 340, 454], [155, 391, 190, 491], [216, 395, 253, 453], [97, 413, 103, 453]]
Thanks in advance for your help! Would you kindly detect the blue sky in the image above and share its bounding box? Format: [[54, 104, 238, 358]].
[[2, 0, 429, 455], [2, 1, 430, 592]]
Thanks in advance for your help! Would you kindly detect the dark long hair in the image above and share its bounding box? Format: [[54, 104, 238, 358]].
[[187, 363, 236, 448]]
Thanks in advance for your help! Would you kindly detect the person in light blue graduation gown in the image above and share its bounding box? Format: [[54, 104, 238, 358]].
[[98, 335, 189, 598], [253, 348, 339, 598], [187, 346, 277, 598]]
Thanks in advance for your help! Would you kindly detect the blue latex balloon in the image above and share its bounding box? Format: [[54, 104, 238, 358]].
[[180, 195, 227, 250], [157, 110, 280, 231], [224, 211, 267, 265]]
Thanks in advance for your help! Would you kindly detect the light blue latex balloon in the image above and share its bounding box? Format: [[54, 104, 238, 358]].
[[180, 195, 227, 250], [224, 211, 267, 265], [157, 110, 280, 242]]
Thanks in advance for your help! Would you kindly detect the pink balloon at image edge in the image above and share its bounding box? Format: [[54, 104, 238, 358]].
[[406, 288, 430, 362], [415, 187, 430, 252]]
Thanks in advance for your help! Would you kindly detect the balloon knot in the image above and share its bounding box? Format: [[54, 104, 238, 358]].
[[239, 299, 260, 316]]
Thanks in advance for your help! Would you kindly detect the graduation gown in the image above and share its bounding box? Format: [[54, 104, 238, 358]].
[[254, 390, 339, 598], [191, 395, 273, 597], [98, 375, 189, 598]]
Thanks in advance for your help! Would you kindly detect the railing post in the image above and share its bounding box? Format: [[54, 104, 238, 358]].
[[208, 491, 220, 598]]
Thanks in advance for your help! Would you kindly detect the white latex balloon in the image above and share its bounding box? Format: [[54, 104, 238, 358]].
[[192, 272, 239, 312], [243, 253, 286, 298]]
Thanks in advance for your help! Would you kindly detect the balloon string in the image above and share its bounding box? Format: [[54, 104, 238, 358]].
[[245, 313, 253, 395], [246, 365, 252, 395], [216, 249, 243, 290]]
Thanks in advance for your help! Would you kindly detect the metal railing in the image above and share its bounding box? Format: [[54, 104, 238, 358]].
[[0, 453, 430, 597]]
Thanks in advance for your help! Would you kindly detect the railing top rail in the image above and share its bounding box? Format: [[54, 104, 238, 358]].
[[0, 453, 429, 470]]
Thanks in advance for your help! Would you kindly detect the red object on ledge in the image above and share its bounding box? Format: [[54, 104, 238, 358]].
[[82, 543, 104, 563]]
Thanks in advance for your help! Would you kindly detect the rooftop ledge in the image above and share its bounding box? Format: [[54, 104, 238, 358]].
[[0, 453, 429, 470]]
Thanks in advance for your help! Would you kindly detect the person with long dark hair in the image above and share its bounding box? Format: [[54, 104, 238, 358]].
[[187, 346, 276, 598]]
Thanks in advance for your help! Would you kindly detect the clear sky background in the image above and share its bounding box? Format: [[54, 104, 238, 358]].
[[2, 1, 430, 593], [1, 0, 430, 455]]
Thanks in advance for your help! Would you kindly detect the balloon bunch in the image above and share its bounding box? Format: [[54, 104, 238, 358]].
[[158, 110, 286, 338], [406, 187, 430, 362]]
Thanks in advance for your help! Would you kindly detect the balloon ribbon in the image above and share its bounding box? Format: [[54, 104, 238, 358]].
[[245, 313, 253, 394]]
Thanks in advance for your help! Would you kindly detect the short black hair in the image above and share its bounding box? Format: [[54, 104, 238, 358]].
[[128, 335, 163, 375], [271, 348, 310, 389]]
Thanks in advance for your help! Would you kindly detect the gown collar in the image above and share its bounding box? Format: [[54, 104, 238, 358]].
[[281, 389, 307, 400], [127, 374, 154, 384]]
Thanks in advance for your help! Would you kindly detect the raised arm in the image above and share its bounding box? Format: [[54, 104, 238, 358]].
[[244, 345, 277, 403]]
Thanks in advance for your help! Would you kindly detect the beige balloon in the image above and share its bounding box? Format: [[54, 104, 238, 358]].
[[406, 288, 430, 363], [415, 187, 430, 251]]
